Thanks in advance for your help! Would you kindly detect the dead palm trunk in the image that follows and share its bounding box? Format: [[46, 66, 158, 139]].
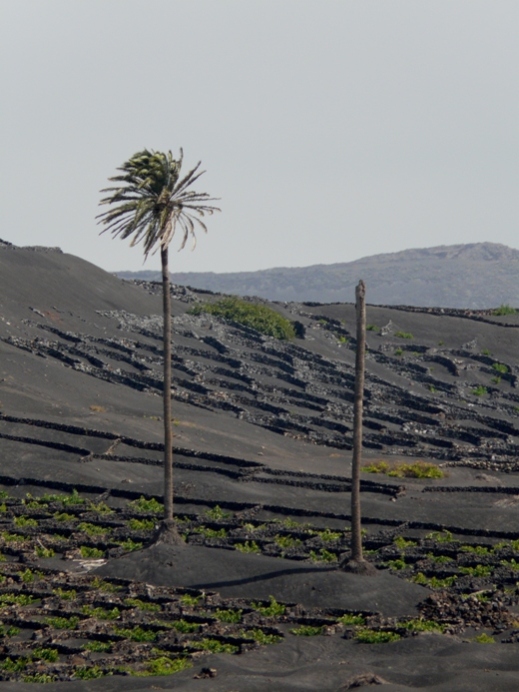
[[341, 280, 375, 574]]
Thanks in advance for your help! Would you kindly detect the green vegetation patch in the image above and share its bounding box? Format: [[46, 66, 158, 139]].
[[362, 460, 444, 479], [356, 629, 401, 643], [190, 297, 296, 340], [493, 304, 516, 316]]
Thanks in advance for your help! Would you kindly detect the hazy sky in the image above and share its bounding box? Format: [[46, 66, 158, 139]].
[[1, 1, 518, 275]]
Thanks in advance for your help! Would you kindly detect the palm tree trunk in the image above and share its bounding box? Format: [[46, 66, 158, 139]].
[[341, 280, 375, 574], [350, 279, 366, 562], [161, 246, 174, 523]]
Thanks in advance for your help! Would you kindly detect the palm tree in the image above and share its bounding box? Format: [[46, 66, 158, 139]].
[[97, 149, 220, 541]]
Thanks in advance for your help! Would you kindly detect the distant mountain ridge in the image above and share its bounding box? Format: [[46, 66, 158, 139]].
[[116, 242, 519, 309]]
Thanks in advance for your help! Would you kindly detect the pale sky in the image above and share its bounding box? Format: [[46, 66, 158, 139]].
[[1, 1, 518, 275]]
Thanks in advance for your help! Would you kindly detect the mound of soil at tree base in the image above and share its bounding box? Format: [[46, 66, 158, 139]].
[[95, 543, 428, 617]]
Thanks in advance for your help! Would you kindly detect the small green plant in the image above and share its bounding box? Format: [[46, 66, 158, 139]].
[[459, 564, 493, 577], [73, 666, 106, 680], [356, 629, 401, 643], [460, 544, 490, 556], [90, 576, 121, 592], [309, 548, 337, 563], [78, 522, 109, 536], [290, 625, 323, 636], [205, 504, 231, 520], [19, 568, 43, 583], [426, 529, 454, 543], [82, 605, 120, 620], [1, 657, 29, 672], [242, 629, 282, 645], [315, 528, 342, 542], [84, 640, 112, 653], [274, 535, 302, 550], [252, 595, 286, 617], [13, 516, 38, 529], [473, 632, 495, 644], [117, 538, 143, 552], [492, 363, 509, 374], [128, 518, 156, 531], [114, 625, 157, 642], [500, 559, 519, 571], [394, 348, 403, 356], [393, 536, 416, 550], [493, 304, 516, 316], [426, 553, 453, 564], [88, 500, 113, 514], [180, 593, 201, 607], [384, 558, 408, 571], [472, 386, 488, 397], [412, 572, 457, 588], [337, 335, 348, 344], [395, 331, 413, 339], [131, 496, 163, 514], [194, 526, 227, 539], [124, 597, 161, 612], [35, 545, 55, 558], [32, 647, 59, 662], [61, 489, 84, 506], [492, 376, 501, 385], [366, 324, 378, 331], [192, 638, 239, 654], [22, 673, 55, 683], [0, 593, 36, 606], [235, 540, 261, 554], [80, 546, 105, 559], [428, 384, 437, 393], [214, 608, 242, 624], [137, 656, 191, 677], [482, 348, 492, 356], [399, 619, 444, 633], [0, 625, 20, 637], [337, 613, 366, 626], [171, 619, 200, 633], [44, 615, 80, 630], [190, 297, 296, 340], [54, 511, 75, 522]]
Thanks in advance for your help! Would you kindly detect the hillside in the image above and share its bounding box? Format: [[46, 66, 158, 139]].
[[2, 240, 519, 688], [118, 242, 519, 308]]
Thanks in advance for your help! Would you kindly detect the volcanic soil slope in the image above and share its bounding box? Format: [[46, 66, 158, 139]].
[[1, 242, 519, 689]]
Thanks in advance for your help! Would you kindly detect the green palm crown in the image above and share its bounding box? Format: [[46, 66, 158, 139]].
[[97, 149, 220, 257]]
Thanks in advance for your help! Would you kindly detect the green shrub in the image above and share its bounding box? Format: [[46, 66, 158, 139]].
[[290, 625, 323, 636], [235, 540, 261, 554], [473, 632, 495, 643], [362, 460, 443, 479], [80, 546, 105, 559], [252, 595, 285, 617], [492, 363, 509, 374], [337, 613, 365, 626], [356, 629, 400, 643], [493, 304, 516, 316], [472, 386, 487, 397], [137, 656, 191, 676], [399, 619, 444, 633], [130, 496, 163, 514], [395, 331, 413, 339], [214, 608, 242, 623], [243, 628, 282, 644], [190, 297, 296, 340]]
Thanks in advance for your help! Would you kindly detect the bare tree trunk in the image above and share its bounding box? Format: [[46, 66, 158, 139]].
[[341, 280, 375, 574], [156, 246, 183, 545]]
